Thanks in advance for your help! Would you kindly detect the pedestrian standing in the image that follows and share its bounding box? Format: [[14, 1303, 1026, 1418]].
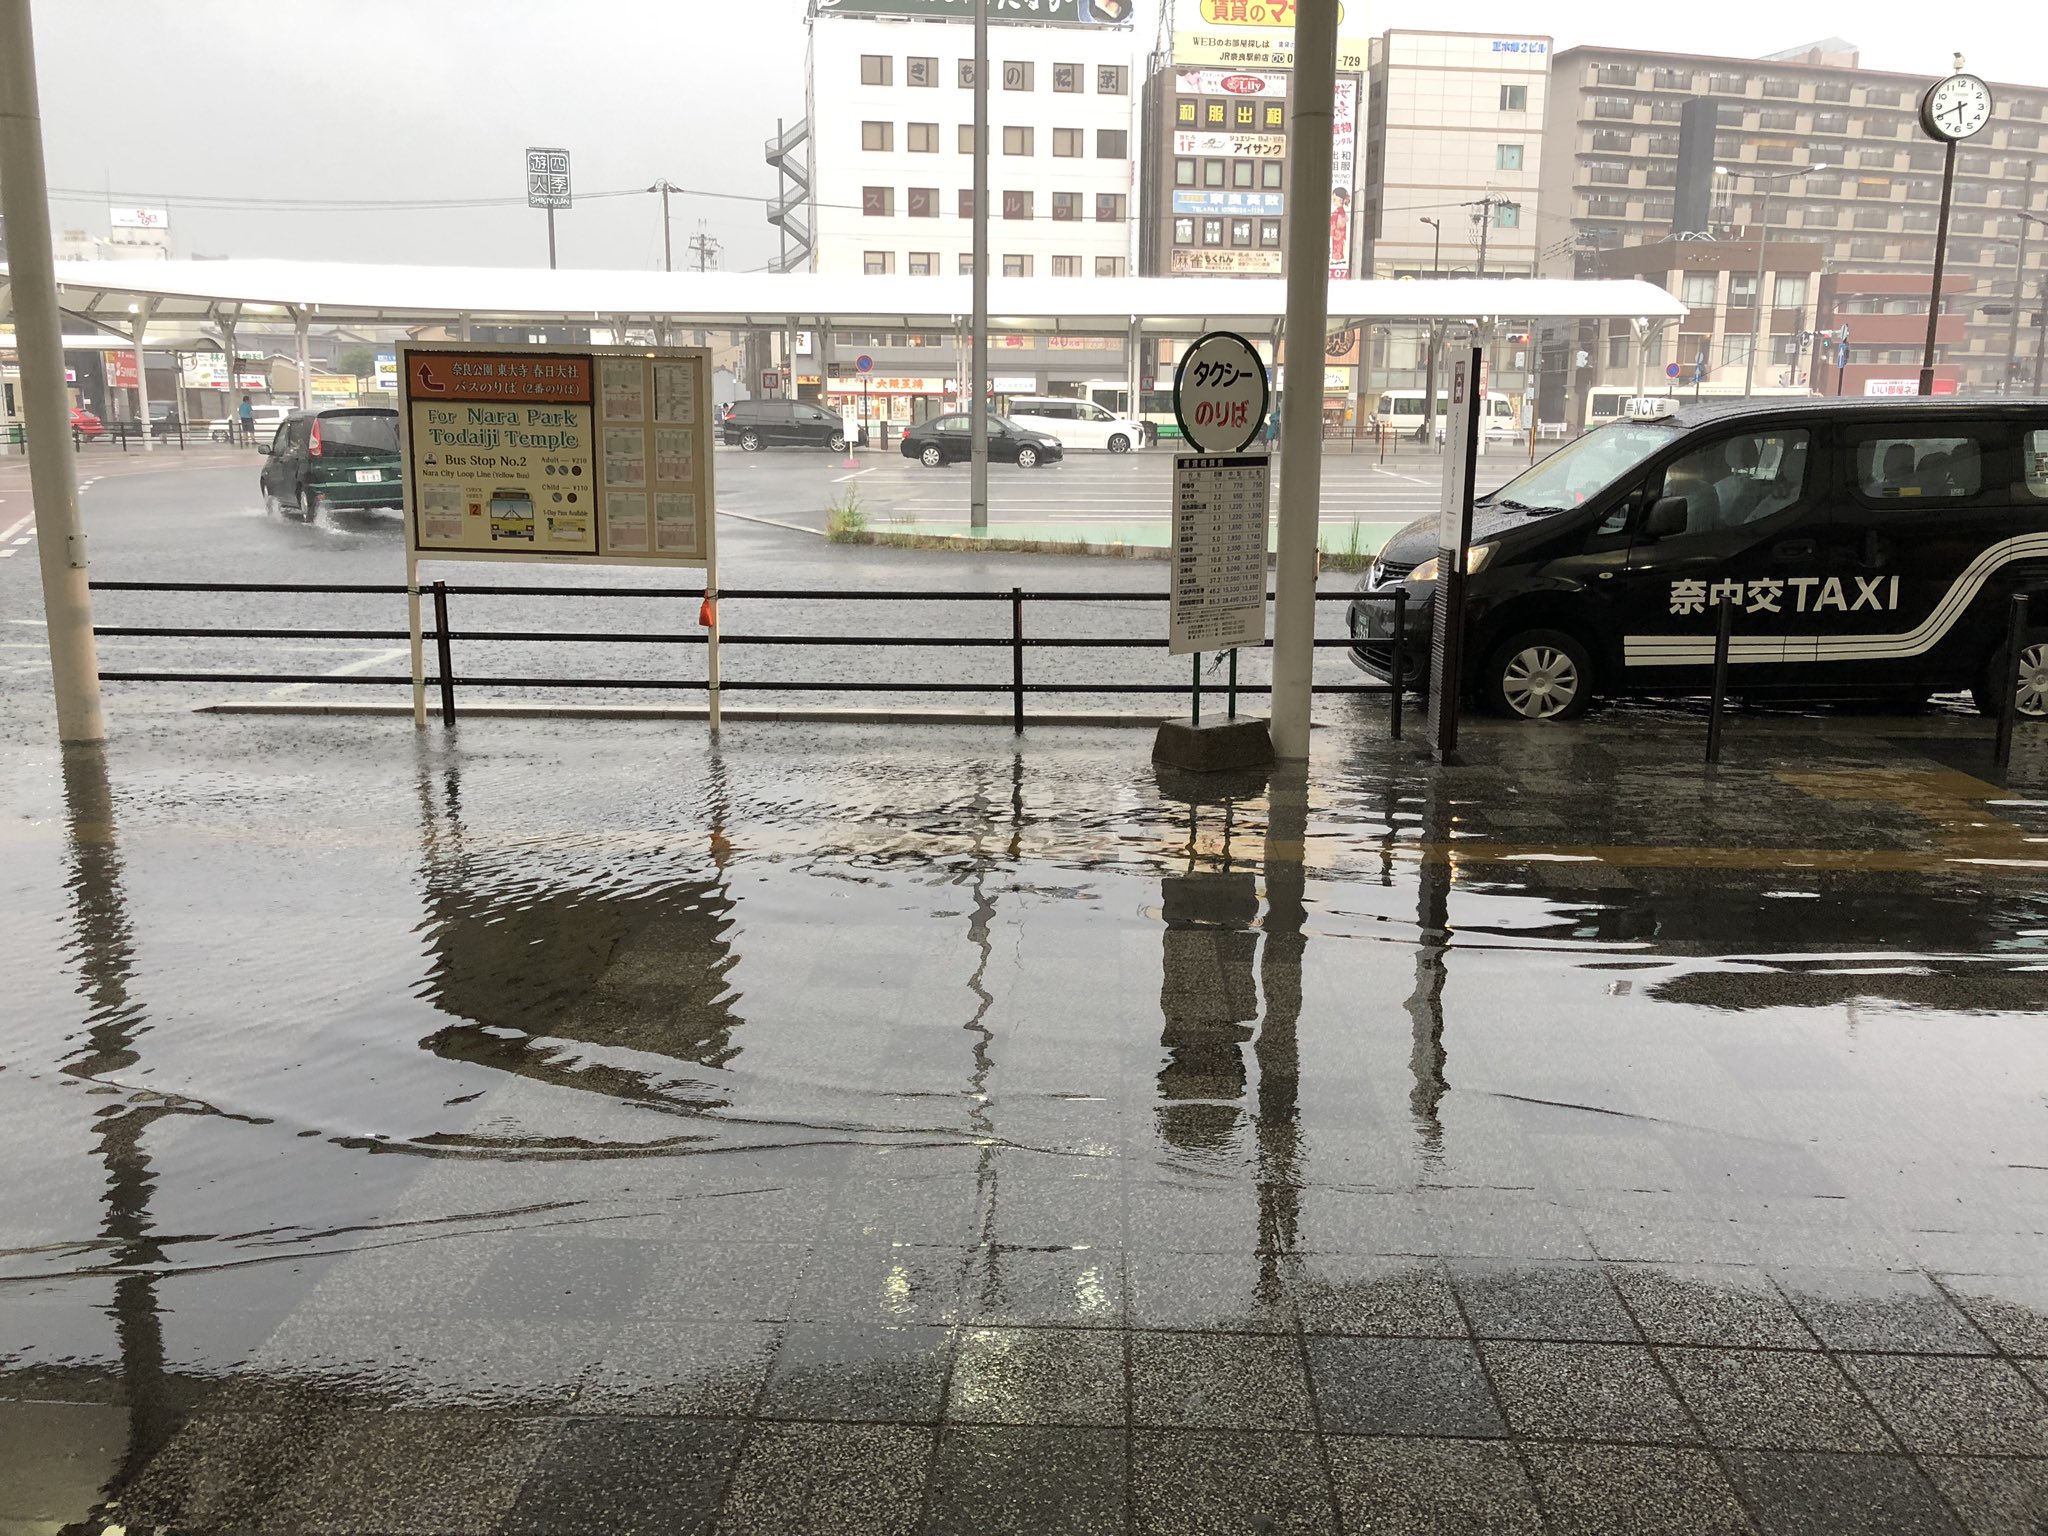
[[237, 393, 256, 445]]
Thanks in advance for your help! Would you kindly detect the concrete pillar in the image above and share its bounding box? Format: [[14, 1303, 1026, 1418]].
[[129, 298, 157, 452], [292, 306, 311, 411]]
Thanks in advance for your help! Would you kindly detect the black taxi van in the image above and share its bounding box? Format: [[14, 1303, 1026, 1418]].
[[1349, 396, 2048, 721]]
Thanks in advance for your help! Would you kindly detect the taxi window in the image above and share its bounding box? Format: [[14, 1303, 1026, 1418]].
[[1657, 428, 1811, 536], [2024, 429, 2048, 500], [1853, 433, 1983, 500]]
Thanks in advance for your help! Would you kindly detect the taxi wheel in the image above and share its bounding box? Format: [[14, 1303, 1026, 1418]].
[[1974, 631, 2048, 719], [1108, 433, 1131, 454], [1017, 445, 1041, 469], [1481, 629, 1593, 721], [920, 445, 944, 468]]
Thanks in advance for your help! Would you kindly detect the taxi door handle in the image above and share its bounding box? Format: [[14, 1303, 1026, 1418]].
[[1772, 539, 1817, 562]]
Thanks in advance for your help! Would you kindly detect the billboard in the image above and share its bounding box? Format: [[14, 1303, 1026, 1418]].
[[1171, 0, 1370, 72], [1330, 77, 1357, 279], [525, 148, 571, 210], [1170, 249, 1283, 274], [109, 207, 169, 230], [815, 0, 1134, 23], [1175, 130, 1287, 157], [1174, 68, 1286, 96], [1174, 190, 1284, 216]]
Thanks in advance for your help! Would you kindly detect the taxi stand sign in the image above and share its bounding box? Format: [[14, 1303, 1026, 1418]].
[[396, 340, 721, 730], [1429, 343, 1485, 761], [1169, 331, 1272, 680]]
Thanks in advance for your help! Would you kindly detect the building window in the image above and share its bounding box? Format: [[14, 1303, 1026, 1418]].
[[1724, 334, 1753, 370], [1596, 64, 1637, 86], [1260, 161, 1283, 188], [1850, 236, 1888, 260], [908, 251, 936, 277], [1680, 272, 1716, 308], [958, 59, 976, 88], [861, 55, 892, 86], [1230, 218, 1253, 246], [1051, 255, 1081, 277], [1173, 217, 1195, 243], [1264, 103, 1285, 129], [1756, 142, 1796, 163], [1728, 272, 1757, 309], [1493, 202, 1520, 228], [1003, 126, 1034, 155], [959, 253, 976, 275], [1647, 133, 1680, 155], [1003, 254, 1033, 277], [1205, 101, 1227, 125], [1003, 190, 1033, 220], [957, 189, 975, 219], [1203, 159, 1225, 187], [1814, 80, 1850, 103], [1176, 98, 1197, 124], [1588, 160, 1629, 186], [1707, 72, 1747, 93], [1260, 219, 1281, 247], [1235, 102, 1256, 126], [908, 122, 939, 153], [1097, 128, 1128, 159], [863, 251, 895, 274], [1864, 85, 1902, 107], [1096, 256, 1125, 277], [1857, 147, 1896, 170], [1052, 191, 1080, 221], [1608, 333, 1630, 368], [1591, 128, 1633, 152], [1203, 218, 1224, 246], [2014, 98, 2045, 120], [1232, 161, 1255, 188], [1653, 68, 1692, 90], [1053, 127, 1083, 158], [1497, 143, 1524, 171], [1760, 77, 1800, 99], [903, 54, 937, 87], [1098, 64, 1127, 94], [862, 186, 894, 217], [1500, 83, 1528, 111], [1852, 206, 1891, 230], [906, 187, 938, 217], [1861, 118, 1897, 138], [1651, 101, 1684, 124], [1592, 96, 1632, 120], [1813, 112, 1848, 134], [1003, 60, 1032, 91], [1175, 158, 1196, 186], [1053, 62, 1081, 93], [862, 121, 894, 151], [1772, 274, 1809, 309], [958, 124, 978, 154], [1759, 109, 1798, 131], [1643, 197, 1674, 222], [1097, 193, 1126, 222], [1900, 208, 1935, 232]]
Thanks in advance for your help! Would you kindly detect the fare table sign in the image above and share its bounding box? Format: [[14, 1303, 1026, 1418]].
[[1169, 331, 1271, 661], [397, 341, 721, 727]]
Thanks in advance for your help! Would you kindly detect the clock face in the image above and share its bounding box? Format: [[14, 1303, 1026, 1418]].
[[1924, 73, 1994, 141]]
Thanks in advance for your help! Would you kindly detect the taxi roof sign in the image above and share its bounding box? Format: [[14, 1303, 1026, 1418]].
[[1624, 397, 1681, 421]]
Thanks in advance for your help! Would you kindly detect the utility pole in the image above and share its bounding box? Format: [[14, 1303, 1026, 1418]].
[[1418, 217, 1441, 442], [689, 224, 720, 273], [649, 179, 678, 271], [2001, 194, 2041, 393], [0, 0, 104, 741], [2036, 269, 2048, 394], [969, 0, 990, 531], [1464, 193, 1519, 280]]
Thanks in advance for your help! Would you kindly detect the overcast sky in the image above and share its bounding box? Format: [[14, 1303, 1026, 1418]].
[[25, 0, 2048, 274]]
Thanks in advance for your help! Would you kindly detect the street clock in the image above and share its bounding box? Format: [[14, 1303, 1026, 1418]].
[[1920, 73, 1993, 141]]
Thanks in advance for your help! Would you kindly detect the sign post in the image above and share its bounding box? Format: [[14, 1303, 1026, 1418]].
[[525, 146, 571, 270], [1427, 343, 1484, 763], [1156, 330, 1273, 771], [398, 341, 719, 729]]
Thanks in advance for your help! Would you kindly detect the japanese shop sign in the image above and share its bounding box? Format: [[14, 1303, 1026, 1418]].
[[1173, 190, 1285, 216], [401, 344, 713, 566], [1174, 68, 1287, 96], [1330, 77, 1357, 279], [525, 147, 571, 210], [814, 0, 1134, 24], [1171, 0, 1369, 72], [1169, 249, 1283, 275], [1174, 130, 1287, 157], [1174, 330, 1269, 454]]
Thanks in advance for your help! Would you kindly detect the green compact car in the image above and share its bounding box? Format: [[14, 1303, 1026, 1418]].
[[259, 407, 403, 517]]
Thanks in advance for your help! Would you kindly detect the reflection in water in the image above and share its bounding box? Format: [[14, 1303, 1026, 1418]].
[[1404, 785, 1451, 1168], [55, 744, 171, 1503], [1254, 769, 1306, 1267]]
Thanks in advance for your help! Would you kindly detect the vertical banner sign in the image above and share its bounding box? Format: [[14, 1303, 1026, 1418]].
[[1170, 453, 1270, 656], [1428, 344, 1484, 761], [1329, 78, 1357, 281], [525, 147, 571, 208]]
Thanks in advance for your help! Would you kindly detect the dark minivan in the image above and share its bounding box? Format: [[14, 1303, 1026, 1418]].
[[1350, 397, 2048, 720], [719, 399, 850, 452], [259, 407, 403, 517]]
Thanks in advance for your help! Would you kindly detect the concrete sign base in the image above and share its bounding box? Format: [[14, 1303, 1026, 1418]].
[[1152, 715, 1275, 772]]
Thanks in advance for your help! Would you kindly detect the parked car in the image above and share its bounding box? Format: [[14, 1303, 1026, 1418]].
[[899, 413, 1062, 469], [148, 401, 181, 438], [1003, 395, 1148, 453], [68, 407, 104, 438], [210, 405, 294, 443], [718, 399, 849, 452], [258, 407, 403, 517]]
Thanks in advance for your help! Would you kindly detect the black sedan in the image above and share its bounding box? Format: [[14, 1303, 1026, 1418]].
[[899, 413, 1063, 469]]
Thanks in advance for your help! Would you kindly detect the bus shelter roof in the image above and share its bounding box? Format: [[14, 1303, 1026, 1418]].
[[8, 261, 1687, 334]]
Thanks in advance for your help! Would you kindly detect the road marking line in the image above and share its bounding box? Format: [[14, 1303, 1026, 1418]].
[[831, 467, 877, 484], [268, 645, 413, 700], [721, 508, 825, 538], [0, 512, 33, 542]]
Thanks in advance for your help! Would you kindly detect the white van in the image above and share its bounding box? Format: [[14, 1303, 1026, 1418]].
[[1003, 395, 1148, 453]]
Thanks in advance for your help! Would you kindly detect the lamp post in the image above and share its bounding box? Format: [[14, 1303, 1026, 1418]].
[[1718, 162, 1830, 397], [1418, 217, 1441, 441]]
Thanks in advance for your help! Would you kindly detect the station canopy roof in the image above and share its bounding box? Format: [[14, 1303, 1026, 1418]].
[[7, 260, 1687, 334]]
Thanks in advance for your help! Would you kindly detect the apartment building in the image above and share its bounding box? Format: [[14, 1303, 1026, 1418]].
[[1539, 41, 2048, 393], [807, 0, 1141, 281]]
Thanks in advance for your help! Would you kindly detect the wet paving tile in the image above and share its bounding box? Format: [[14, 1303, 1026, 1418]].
[[1420, 1187, 1597, 1261], [958, 1245, 1126, 1328], [757, 1322, 954, 1424], [1307, 1336, 1504, 1437], [1917, 1455, 2048, 1536], [1131, 1429, 1337, 1535], [718, 1421, 933, 1536], [570, 1319, 777, 1417], [253, 1410, 556, 1534], [1524, 1444, 1756, 1536], [923, 1425, 1127, 1536], [1610, 1262, 1818, 1348], [1451, 1258, 1640, 1342], [1127, 1249, 1295, 1333], [1839, 1354, 2048, 1456], [1287, 1254, 1467, 1337], [788, 1240, 969, 1326], [85, 1406, 313, 1532], [456, 1231, 662, 1322], [986, 1173, 1126, 1251], [497, 1417, 742, 1535], [1935, 1275, 2048, 1356], [946, 1326, 1125, 1426], [1129, 1330, 1313, 1431], [1124, 1183, 1261, 1255], [1325, 1435, 1542, 1534], [630, 1241, 812, 1323], [1481, 1340, 1699, 1443], [1774, 1269, 1996, 1355], [1291, 1188, 1437, 1256], [1657, 1346, 1893, 1451], [1724, 1450, 1965, 1535]]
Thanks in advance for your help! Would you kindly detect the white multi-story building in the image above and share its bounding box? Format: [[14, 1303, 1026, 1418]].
[[806, 0, 1142, 280]]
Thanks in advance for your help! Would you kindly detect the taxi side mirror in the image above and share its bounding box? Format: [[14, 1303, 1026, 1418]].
[[1642, 496, 1688, 538], [255, 441, 271, 455]]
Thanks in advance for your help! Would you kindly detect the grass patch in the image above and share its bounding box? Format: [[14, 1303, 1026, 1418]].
[[824, 488, 868, 542], [1319, 519, 1375, 573]]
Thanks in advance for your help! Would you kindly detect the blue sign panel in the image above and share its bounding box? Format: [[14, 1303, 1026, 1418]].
[[1171, 191, 1285, 217]]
